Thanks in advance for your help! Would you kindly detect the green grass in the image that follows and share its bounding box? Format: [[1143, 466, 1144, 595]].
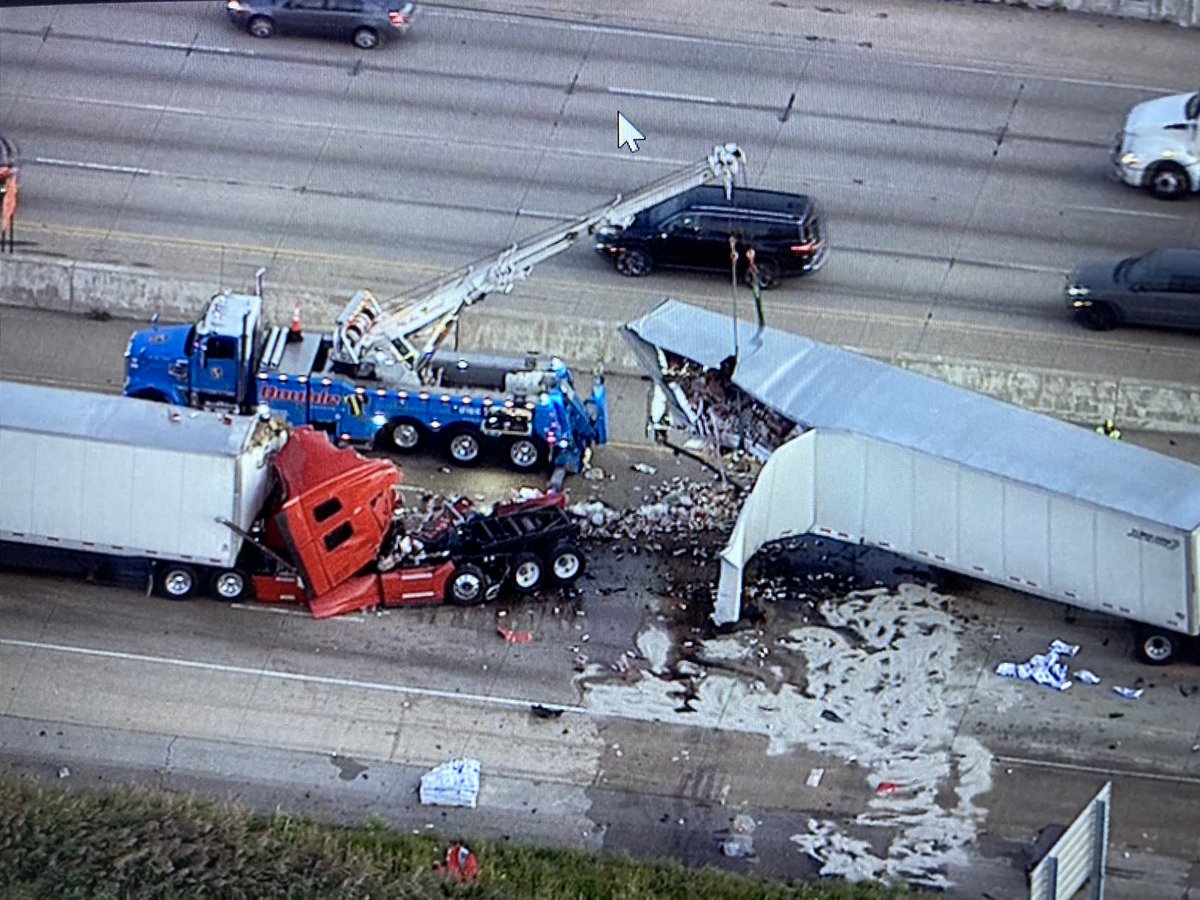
[[0, 774, 918, 899]]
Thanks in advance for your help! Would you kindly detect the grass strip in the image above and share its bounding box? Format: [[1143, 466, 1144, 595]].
[[0, 774, 918, 899]]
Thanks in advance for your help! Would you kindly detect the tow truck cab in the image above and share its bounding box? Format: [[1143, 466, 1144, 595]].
[[125, 290, 263, 410]]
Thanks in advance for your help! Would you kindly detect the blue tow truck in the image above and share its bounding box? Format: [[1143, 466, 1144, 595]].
[[123, 144, 747, 477]]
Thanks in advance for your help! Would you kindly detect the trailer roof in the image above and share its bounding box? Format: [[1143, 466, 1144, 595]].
[[0, 381, 263, 456], [623, 300, 1200, 532]]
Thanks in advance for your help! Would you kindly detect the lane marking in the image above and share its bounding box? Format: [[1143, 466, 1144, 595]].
[[995, 753, 1200, 787], [35, 157, 153, 177], [3, 637, 1196, 788], [607, 86, 720, 105], [0, 637, 588, 716], [1064, 204, 1186, 221]]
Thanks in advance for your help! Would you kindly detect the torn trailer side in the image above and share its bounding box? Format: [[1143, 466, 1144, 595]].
[[622, 299, 1200, 665]]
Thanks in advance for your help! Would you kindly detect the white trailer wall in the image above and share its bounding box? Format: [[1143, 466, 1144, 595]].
[[718, 430, 1198, 636], [0, 382, 278, 568], [1, 429, 240, 566]]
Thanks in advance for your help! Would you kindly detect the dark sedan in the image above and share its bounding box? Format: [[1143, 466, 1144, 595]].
[[1066, 249, 1200, 332]]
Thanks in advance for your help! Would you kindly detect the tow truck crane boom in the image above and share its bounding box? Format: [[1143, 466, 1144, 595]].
[[330, 143, 747, 379]]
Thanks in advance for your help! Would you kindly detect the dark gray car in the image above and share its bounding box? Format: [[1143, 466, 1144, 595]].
[[1066, 249, 1200, 332], [226, 0, 415, 49]]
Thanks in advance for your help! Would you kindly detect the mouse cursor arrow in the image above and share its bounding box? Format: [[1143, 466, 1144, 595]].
[[617, 112, 645, 153]]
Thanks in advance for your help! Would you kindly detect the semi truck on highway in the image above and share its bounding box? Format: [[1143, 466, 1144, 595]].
[[624, 300, 1200, 665], [0, 381, 585, 617], [1112, 89, 1199, 200], [123, 144, 748, 478]]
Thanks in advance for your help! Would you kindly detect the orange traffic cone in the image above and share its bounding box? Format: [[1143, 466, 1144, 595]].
[[287, 303, 303, 342]]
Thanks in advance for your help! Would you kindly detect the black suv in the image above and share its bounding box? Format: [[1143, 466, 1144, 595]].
[[226, 0, 415, 49], [593, 185, 826, 289], [1066, 248, 1200, 332]]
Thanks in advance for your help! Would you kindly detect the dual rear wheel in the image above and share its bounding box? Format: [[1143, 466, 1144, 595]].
[[446, 543, 585, 606], [155, 564, 248, 602]]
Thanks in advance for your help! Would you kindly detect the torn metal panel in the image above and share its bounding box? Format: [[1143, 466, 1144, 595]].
[[626, 300, 1200, 633], [623, 298, 1200, 531]]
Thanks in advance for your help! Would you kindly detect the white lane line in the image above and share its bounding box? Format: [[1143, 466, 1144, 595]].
[[0, 637, 588, 716], [607, 86, 721, 105], [35, 157, 152, 176], [1064, 204, 1185, 221], [996, 753, 1200, 787]]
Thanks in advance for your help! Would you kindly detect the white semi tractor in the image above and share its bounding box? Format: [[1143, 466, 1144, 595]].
[[623, 300, 1200, 665]]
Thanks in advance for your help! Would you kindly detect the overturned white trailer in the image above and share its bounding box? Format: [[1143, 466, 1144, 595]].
[[622, 299, 1200, 664]]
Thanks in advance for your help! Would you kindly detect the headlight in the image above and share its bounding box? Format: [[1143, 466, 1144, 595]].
[[1118, 152, 1140, 167], [1066, 285, 1090, 298]]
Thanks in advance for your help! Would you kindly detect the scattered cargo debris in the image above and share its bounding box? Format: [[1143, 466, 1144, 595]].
[[419, 758, 481, 808]]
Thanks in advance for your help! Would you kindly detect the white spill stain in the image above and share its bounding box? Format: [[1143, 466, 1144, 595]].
[[580, 583, 992, 890], [636, 623, 671, 674]]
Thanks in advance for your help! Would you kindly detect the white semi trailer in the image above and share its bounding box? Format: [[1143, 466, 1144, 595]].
[[623, 300, 1200, 665], [0, 380, 285, 600]]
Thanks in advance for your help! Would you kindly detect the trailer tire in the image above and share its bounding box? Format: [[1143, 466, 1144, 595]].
[[1136, 626, 1178, 665], [510, 552, 545, 594], [506, 436, 544, 471], [548, 542, 585, 586], [157, 564, 198, 600], [210, 569, 248, 602], [387, 418, 424, 453], [448, 563, 488, 606], [445, 428, 483, 466]]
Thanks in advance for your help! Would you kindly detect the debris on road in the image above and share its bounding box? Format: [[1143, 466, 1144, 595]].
[[1076, 669, 1102, 685], [720, 813, 758, 858], [419, 758, 481, 808], [631, 463, 658, 475], [530, 704, 564, 719], [569, 475, 743, 541], [56, 766, 69, 779], [497, 627, 533, 644], [1112, 686, 1144, 700], [994, 639, 1081, 691]]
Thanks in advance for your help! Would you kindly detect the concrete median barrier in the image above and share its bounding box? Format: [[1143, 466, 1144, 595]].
[[2, 254, 1197, 433]]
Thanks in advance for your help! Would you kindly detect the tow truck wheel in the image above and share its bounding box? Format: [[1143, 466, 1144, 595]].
[[1137, 627, 1177, 665], [507, 437, 544, 471], [510, 552, 545, 594], [548, 542, 585, 586], [388, 419, 424, 452], [210, 569, 248, 602], [157, 564, 198, 600], [448, 563, 488, 606], [446, 429, 483, 466]]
